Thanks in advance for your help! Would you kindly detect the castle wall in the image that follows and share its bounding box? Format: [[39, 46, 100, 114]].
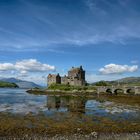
[[61, 76, 68, 85], [47, 74, 61, 86], [47, 77, 56, 86], [47, 66, 86, 86]]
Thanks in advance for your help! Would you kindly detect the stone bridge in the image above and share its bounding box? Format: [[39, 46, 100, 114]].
[[96, 86, 140, 95]]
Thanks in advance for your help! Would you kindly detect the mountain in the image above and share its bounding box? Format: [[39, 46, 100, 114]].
[[0, 78, 22, 83], [0, 78, 41, 89]]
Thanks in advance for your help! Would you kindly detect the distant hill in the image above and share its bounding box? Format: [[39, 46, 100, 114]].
[[0, 78, 41, 89], [0, 81, 18, 88], [117, 77, 140, 83], [114, 77, 140, 86], [91, 77, 140, 86]]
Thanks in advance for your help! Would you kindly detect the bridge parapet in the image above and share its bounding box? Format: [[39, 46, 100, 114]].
[[134, 86, 140, 94], [95, 86, 140, 95]]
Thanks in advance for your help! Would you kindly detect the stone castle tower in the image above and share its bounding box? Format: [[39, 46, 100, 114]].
[[47, 66, 86, 86], [47, 73, 61, 86]]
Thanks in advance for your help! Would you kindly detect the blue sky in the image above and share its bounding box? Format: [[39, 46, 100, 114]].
[[0, 0, 140, 85]]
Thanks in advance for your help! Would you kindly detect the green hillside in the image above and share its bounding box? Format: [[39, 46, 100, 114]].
[[112, 77, 140, 86], [92, 77, 140, 86], [0, 81, 18, 88]]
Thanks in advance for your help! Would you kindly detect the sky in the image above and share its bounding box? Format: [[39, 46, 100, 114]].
[[0, 0, 140, 85]]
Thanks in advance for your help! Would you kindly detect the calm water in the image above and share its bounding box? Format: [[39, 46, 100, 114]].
[[0, 88, 140, 121]]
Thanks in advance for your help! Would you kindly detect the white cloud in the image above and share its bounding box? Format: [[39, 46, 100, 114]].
[[15, 59, 55, 72], [99, 64, 138, 75], [0, 59, 55, 85], [20, 70, 28, 74], [0, 59, 55, 73], [0, 63, 15, 71]]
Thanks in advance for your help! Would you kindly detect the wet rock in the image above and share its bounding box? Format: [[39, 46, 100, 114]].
[[91, 131, 98, 138]]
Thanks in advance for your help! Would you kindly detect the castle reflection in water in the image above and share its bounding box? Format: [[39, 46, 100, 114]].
[[46, 95, 87, 113]]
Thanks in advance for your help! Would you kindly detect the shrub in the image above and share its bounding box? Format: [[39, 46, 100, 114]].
[[95, 81, 109, 86]]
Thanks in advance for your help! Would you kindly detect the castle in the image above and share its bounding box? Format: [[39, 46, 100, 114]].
[[47, 66, 86, 86]]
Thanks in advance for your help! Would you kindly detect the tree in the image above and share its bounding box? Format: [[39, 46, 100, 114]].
[[95, 81, 108, 86]]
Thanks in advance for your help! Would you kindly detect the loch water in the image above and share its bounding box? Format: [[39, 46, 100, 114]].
[[0, 88, 140, 121]]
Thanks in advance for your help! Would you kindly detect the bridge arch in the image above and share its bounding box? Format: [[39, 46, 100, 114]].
[[126, 88, 135, 94], [114, 89, 124, 95], [106, 88, 112, 94], [96, 86, 140, 95]]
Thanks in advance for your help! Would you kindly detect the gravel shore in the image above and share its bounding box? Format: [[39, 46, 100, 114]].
[[0, 133, 140, 140]]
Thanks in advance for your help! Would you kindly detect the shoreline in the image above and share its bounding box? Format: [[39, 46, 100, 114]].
[[26, 89, 97, 96], [27, 89, 140, 106], [0, 133, 140, 140], [27, 88, 140, 95]]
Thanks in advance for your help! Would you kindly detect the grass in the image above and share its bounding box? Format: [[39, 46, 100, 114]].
[[47, 83, 97, 91]]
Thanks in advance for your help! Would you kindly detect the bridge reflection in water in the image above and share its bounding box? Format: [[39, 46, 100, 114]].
[[47, 96, 87, 113]]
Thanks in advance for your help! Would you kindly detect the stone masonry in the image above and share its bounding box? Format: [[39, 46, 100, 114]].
[[47, 66, 86, 86]]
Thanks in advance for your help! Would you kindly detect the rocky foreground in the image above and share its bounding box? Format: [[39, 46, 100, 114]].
[[0, 133, 140, 140]]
